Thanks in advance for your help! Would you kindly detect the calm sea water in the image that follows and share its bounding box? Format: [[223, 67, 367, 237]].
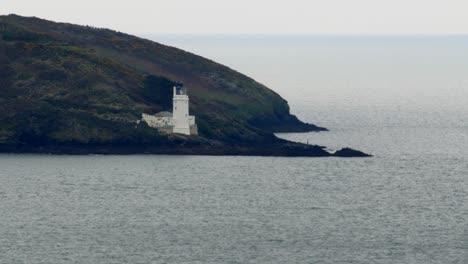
[[1, 36, 467, 263]]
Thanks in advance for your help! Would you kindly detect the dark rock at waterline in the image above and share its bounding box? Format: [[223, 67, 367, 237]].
[[333, 148, 372, 157]]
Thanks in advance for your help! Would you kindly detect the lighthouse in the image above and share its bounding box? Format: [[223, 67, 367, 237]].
[[172, 83, 191, 135], [141, 83, 197, 135]]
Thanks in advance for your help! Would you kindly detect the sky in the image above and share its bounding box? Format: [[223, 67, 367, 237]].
[[2, 0, 468, 35]]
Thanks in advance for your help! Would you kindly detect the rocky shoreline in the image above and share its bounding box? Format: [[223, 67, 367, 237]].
[[0, 143, 371, 157]]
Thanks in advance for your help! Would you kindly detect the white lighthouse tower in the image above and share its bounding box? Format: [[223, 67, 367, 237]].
[[172, 83, 191, 135], [141, 83, 197, 135]]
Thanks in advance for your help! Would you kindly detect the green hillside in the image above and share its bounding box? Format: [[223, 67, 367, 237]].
[[0, 15, 333, 155]]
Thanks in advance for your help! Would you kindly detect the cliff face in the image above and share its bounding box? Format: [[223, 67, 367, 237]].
[[0, 15, 326, 152]]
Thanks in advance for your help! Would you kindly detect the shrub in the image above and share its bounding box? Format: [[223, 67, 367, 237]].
[[142, 75, 174, 110]]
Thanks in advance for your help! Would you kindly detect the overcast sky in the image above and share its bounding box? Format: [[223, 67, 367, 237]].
[[3, 0, 468, 35]]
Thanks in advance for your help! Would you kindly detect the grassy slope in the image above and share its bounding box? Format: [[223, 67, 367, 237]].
[[0, 14, 328, 154]]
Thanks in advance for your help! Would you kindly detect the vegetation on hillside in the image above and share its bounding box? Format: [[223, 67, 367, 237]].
[[0, 14, 327, 153]]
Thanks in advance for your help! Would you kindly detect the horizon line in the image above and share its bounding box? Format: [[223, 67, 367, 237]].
[[3, 14, 468, 37], [140, 33, 468, 36]]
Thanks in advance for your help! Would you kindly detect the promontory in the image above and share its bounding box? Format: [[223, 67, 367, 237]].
[[0, 15, 370, 157]]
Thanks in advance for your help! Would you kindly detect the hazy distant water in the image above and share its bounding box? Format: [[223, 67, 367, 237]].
[[151, 35, 468, 111], [1, 36, 467, 263]]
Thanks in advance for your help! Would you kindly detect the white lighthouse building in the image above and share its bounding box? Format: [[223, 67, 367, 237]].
[[172, 83, 192, 135], [141, 83, 197, 136]]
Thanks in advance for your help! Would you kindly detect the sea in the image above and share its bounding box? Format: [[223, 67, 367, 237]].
[[1, 35, 467, 263]]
